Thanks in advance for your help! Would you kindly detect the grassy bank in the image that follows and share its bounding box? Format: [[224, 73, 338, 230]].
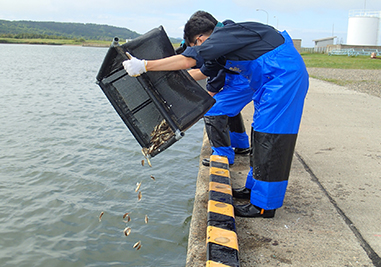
[[0, 37, 111, 47], [0, 37, 183, 48], [304, 53, 381, 92], [301, 53, 381, 69]]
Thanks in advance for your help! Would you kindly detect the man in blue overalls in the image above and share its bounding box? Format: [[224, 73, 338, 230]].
[[123, 11, 309, 218], [179, 11, 250, 167]]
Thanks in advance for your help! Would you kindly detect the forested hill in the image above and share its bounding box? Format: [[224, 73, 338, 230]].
[[0, 20, 142, 41]]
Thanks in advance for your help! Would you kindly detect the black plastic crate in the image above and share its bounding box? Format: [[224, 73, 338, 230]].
[[96, 26, 215, 157]]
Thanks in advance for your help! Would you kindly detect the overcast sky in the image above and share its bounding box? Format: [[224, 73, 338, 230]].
[[1, 0, 381, 47]]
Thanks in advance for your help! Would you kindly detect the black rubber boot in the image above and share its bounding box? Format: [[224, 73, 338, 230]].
[[204, 115, 231, 149], [228, 113, 246, 134], [234, 203, 276, 218], [232, 187, 251, 199], [234, 147, 250, 154]]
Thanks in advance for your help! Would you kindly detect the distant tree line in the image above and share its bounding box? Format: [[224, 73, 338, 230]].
[[0, 20, 141, 41], [0, 33, 71, 39]]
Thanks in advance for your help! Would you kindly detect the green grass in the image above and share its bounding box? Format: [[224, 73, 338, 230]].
[[0, 37, 111, 46], [301, 53, 381, 69]]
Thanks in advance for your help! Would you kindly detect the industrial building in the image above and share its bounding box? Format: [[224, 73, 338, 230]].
[[316, 10, 381, 54], [347, 10, 380, 46], [313, 36, 337, 53]]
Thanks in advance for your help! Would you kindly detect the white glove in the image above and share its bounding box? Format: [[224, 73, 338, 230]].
[[122, 52, 147, 77]]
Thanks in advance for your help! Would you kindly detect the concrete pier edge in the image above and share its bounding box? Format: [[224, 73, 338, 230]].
[[206, 155, 239, 267]]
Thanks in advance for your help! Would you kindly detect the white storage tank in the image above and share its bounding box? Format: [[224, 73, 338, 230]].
[[347, 10, 380, 46]]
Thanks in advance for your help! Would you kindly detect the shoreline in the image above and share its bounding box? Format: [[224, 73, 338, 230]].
[[0, 39, 180, 48], [0, 39, 110, 47]]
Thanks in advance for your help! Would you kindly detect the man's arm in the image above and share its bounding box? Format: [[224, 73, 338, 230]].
[[146, 55, 196, 71], [187, 68, 218, 97], [188, 69, 208, 81], [123, 54, 197, 77]]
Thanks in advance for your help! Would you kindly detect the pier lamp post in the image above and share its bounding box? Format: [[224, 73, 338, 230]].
[[256, 9, 269, 24], [274, 16, 279, 29]]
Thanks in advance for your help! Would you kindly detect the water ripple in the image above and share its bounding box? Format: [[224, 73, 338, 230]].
[[0, 44, 203, 267]]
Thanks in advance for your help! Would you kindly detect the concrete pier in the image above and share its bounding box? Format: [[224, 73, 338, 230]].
[[186, 77, 381, 266]]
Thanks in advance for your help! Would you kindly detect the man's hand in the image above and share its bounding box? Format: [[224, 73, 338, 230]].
[[122, 52, 147, 77]]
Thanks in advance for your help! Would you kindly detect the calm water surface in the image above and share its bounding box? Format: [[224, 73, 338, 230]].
[[0, 44, 204, 266]]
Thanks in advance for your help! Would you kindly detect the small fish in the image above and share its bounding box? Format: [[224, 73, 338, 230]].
[[99, 211, 104, 222], [162, 132, 172, 141], [141, 148, 148, 157], [148, 145, 155, 155], [137, 191, 142, 201], [150, 175, 155, 181], [150, 135, 160, 143], [141, 159, 144, 166], [142, 119, 174, 159], [133, 240, 141, 249], [122, 212, 129, 219], [123, 227, 131, 236], [136, 243, 142, 250], [146, 157, 152, 167], [135, 182, 142, 192], [145, 215, 148, 224], [123, 214, 131, 223]]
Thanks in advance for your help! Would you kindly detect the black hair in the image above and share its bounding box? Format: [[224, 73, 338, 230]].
[[183, 16, 215, 46], [190, 11, 218, 25]]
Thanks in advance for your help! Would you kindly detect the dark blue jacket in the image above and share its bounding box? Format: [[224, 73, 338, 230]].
[[182, 20, 284, 92]]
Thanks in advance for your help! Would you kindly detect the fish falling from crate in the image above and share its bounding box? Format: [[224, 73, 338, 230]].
[[96, 26, 215, 161], [141, 119, 174, 167]]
